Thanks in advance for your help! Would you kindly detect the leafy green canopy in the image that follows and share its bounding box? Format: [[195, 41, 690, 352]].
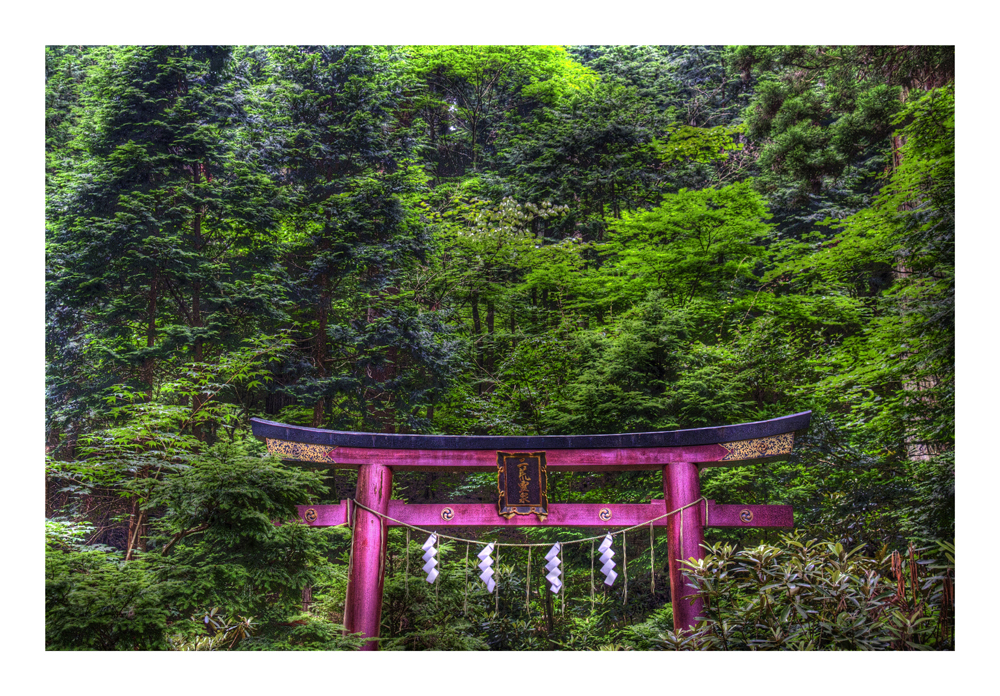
[[731, 45, 953, 205], [403, 45, 597, 175]]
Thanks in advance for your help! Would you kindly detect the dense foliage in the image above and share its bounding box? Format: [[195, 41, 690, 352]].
[[45, 45, 954, 650]]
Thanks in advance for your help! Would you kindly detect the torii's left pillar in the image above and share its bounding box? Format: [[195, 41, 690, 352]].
[[344, 461, 392, 650]]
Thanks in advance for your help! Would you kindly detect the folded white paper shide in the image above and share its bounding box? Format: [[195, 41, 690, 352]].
[[422, 534, 439, 583], [545, 542, 562, 593], [598, 533, 617, 586], [478, 542, 496, 593]]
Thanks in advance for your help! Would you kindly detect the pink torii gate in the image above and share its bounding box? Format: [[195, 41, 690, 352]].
[[251, 411, 810, 650]]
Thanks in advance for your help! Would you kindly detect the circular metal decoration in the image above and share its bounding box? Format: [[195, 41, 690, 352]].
[[739, 508, 754, 524], [304, 507, 318, 523], [599, 508, 613, 522], [441, 507, 455, 521]]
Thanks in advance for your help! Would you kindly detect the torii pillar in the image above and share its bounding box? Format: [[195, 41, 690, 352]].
[[664, 461, 705, 632], [342, 460, 392, 650]]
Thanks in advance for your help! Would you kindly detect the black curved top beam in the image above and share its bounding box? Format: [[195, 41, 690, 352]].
[[250, 412, 811, 450]]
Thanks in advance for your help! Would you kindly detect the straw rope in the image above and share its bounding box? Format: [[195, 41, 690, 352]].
[[650, 523, 655, 594], [348, 497, 709, 548], [590, 539, 595, 611], [495, 544, 500, 615], [623, 530, 628, 606], [344, 496, 708, 617], [526, 547, 532, 611]]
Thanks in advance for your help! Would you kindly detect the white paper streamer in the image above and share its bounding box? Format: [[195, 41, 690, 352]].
[[598, 533, 617, 586], [477, 542, 496, 593], [422, 534, 439, 584], [544, 542, 562, 593]]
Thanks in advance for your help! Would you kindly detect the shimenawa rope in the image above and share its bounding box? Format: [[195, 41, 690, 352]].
[[405, 528, 410, 600], [623, 531, 628, 606], [348, 496, 709, 548], [590, 539, 595, 611], [526, 547, 532, 611], [649, 523, 655, 594], [344, 496, 709, 613]]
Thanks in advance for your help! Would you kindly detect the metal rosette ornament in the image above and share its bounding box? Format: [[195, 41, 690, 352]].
[[598, 533, 617, 586], [422, 534, 439, 584], [544, 542, 562, 593], [478, 542, 496, 593]]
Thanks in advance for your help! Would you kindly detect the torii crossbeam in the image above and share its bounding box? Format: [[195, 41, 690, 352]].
[[251, 411, 811, 650]]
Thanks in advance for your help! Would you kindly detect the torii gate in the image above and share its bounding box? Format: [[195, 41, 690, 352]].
[[251, 411, 810, 650]]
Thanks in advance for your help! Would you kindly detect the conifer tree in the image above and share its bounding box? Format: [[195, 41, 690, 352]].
[[261, 45, 455, 431], [48, 45, 283, 438]]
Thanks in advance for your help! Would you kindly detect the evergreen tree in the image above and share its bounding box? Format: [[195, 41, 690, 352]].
[[48, 46, 284, 441], [259, 45, 456, 431]]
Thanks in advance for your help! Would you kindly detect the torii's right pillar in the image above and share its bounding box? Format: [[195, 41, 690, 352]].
[[664, 461, 705, 633]]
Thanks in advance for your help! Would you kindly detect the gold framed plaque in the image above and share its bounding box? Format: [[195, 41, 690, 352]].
[[497, 451, 548, 520]]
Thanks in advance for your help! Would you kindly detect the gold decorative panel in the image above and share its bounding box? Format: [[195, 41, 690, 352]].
[[719, 432, 794, 462], [266, 438, 335, 464]]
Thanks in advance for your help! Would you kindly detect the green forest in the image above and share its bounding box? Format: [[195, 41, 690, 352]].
[[45, 45, 954, 651]]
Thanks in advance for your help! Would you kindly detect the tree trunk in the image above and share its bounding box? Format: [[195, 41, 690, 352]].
[[190, 168, 207, 441], [471, 293, 482, 396], [484, 299, 495, 390], [191, 275, 205, 441], [365, 283, 401, 434], [313, 273, 330, 427], [124, 469, 148, 561], [141, 271, 158, 398]]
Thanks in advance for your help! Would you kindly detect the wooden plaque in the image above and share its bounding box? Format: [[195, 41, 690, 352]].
[[497, 451, 548, 520]]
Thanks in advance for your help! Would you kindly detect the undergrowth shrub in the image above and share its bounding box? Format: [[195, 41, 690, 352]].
[[650, 532, 953, 650]]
